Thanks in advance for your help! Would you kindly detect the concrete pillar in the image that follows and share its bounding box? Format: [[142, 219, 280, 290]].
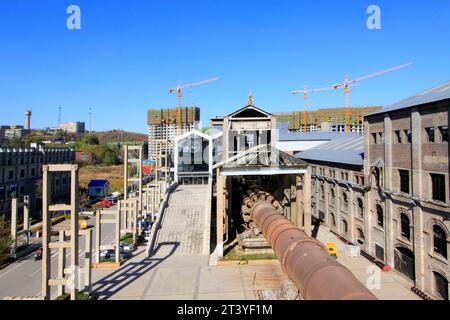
[[10, 198, 18, 254], [69, 166, 79, 300], [84, 228, 92, 293], [295, 175, 303, 228], [411, 107, 425, 290], [124, 145, 129, 200], [41, 166, 51, 300], [23, 196, 30, 245], [115, 205, 121, 264], [303, 166, 312, 236], [216, 169, 224, 257], [57, 230, 66, 297], [95, 210, 101, 264]]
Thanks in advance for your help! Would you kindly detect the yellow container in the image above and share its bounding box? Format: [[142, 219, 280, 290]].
[[327, 242, 338, 257], [79, 220, 88, 230]]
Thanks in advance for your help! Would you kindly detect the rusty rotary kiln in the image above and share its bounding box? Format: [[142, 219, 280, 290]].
[[239, 189, 377, 300]]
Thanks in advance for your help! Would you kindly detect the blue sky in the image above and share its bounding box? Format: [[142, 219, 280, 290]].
[[0, 0, 449, 133]]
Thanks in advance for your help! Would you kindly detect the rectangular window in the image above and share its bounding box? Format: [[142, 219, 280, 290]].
[[439, 126, 449, 142], [431, 174, 446, 202], [425, 127, 435, 142], [375, 244, 385, 261], [399, 170, 410, 194], [395, 130, 402, 144], [371, 133, 377, 144], [378, 132, 384, 144], [404, 129, 412, 143]]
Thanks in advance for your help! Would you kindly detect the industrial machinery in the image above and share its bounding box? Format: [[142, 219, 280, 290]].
[[168, 77, 219, 135], [240, 189, 377, 300]]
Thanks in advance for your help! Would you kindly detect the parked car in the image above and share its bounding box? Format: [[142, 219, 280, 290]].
[[100, 249, 131, 260], [120, 242, 135, 253], [95, 200, 113, 208]]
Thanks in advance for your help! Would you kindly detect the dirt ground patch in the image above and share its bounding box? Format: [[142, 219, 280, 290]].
[[79, 165, 124, 193]]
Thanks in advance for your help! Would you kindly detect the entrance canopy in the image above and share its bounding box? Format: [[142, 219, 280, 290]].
[[213, 144, 308, 176]]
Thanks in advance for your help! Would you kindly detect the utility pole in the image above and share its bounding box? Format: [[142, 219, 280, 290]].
[[88, 108, 92, 135]]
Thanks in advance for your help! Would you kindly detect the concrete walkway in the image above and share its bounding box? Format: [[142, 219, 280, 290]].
[[314, 225, 421, 300], [89, 184, 284, 300]]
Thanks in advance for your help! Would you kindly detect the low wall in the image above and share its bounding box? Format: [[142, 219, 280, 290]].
[[146, 182, 178, 257]]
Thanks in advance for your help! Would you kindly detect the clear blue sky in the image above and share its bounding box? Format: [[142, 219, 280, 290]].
[[0, 0, 449, 133]]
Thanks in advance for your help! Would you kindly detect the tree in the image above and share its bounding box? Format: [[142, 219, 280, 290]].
[[0, 216, 12, 264]]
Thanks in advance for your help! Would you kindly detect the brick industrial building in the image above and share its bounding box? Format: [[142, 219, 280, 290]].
[[0, 144, 75, 219], [295, 81, 449, 300]]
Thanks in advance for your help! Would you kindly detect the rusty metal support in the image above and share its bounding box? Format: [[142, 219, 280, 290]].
[[243, 190, 376, 300]]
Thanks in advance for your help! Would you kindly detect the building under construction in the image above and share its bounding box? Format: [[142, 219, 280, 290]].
[[276, 106, 382, 133], [147, 106, 200, 165]]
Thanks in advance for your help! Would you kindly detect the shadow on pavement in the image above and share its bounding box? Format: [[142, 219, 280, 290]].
[[90, 241, 179, 300]]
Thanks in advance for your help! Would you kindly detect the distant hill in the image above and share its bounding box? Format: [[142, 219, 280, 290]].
[[94, 130, 147, 144]]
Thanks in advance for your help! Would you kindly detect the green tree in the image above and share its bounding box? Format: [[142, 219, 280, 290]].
[[0, 216, 12, 264]]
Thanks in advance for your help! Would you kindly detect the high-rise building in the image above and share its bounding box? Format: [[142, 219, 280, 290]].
[[147, 107, 200, 161]]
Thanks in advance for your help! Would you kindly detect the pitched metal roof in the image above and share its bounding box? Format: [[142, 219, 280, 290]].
[[214, 144, 308, 176], [367, 80, 450, 117], [295, 135, 364, 166]]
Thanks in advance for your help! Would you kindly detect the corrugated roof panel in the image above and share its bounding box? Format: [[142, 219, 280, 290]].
[[367, 81, 450, 117], [295, 135, 364, 166]]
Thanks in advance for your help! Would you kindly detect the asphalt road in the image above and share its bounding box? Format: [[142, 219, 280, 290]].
[[0, 208, 117, 300]]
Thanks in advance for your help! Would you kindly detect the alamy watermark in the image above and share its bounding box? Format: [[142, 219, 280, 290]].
[[66, 5, 81, 30], [367, 5, 381, 30]]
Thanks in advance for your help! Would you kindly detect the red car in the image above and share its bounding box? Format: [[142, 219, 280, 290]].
[[95, 200, 113, 208]]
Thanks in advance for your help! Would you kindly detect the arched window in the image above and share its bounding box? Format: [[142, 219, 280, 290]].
[[376, 205, 384, 228], [357, 198, 364, 217], [400, 213, 411, 240], [433, 225, 447, 258], [342, 220, 348, 234], [330, 212, 336, 227], [357, 228, 365, 245], [330, 188, 335, 204], [434, 272, 449, 300], [320, 184, 325, 200]]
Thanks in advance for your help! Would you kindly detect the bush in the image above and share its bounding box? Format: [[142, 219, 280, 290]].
[[56, 292, 89, 300], [0, 217, 12, 264]]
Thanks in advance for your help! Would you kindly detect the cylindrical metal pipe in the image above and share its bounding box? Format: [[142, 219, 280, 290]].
[[251, 201, 377, 300]]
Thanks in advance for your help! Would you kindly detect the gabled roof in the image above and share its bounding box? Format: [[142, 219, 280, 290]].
[[174, 129, 211, 143], [295, 135, 364, 166], [367, 80, 450, 117], [228, 105, 272, 119], [88, 180, 109, 187], [214, 144, 308, 176]]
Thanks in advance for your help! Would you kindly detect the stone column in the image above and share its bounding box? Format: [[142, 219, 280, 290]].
[[115, 205, 121, 264], [41, 166, 51, 300], [10, 198, 18, 254], [123, 145, 129, 200], [69, 166, 79, 301], [95, 210, 101, 264], [57, 230, 66, 297], [216, 169, 224, 257], [23, 196, 30, 245], [84, 228, 92, 293], [295, 175, 303, 228]]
